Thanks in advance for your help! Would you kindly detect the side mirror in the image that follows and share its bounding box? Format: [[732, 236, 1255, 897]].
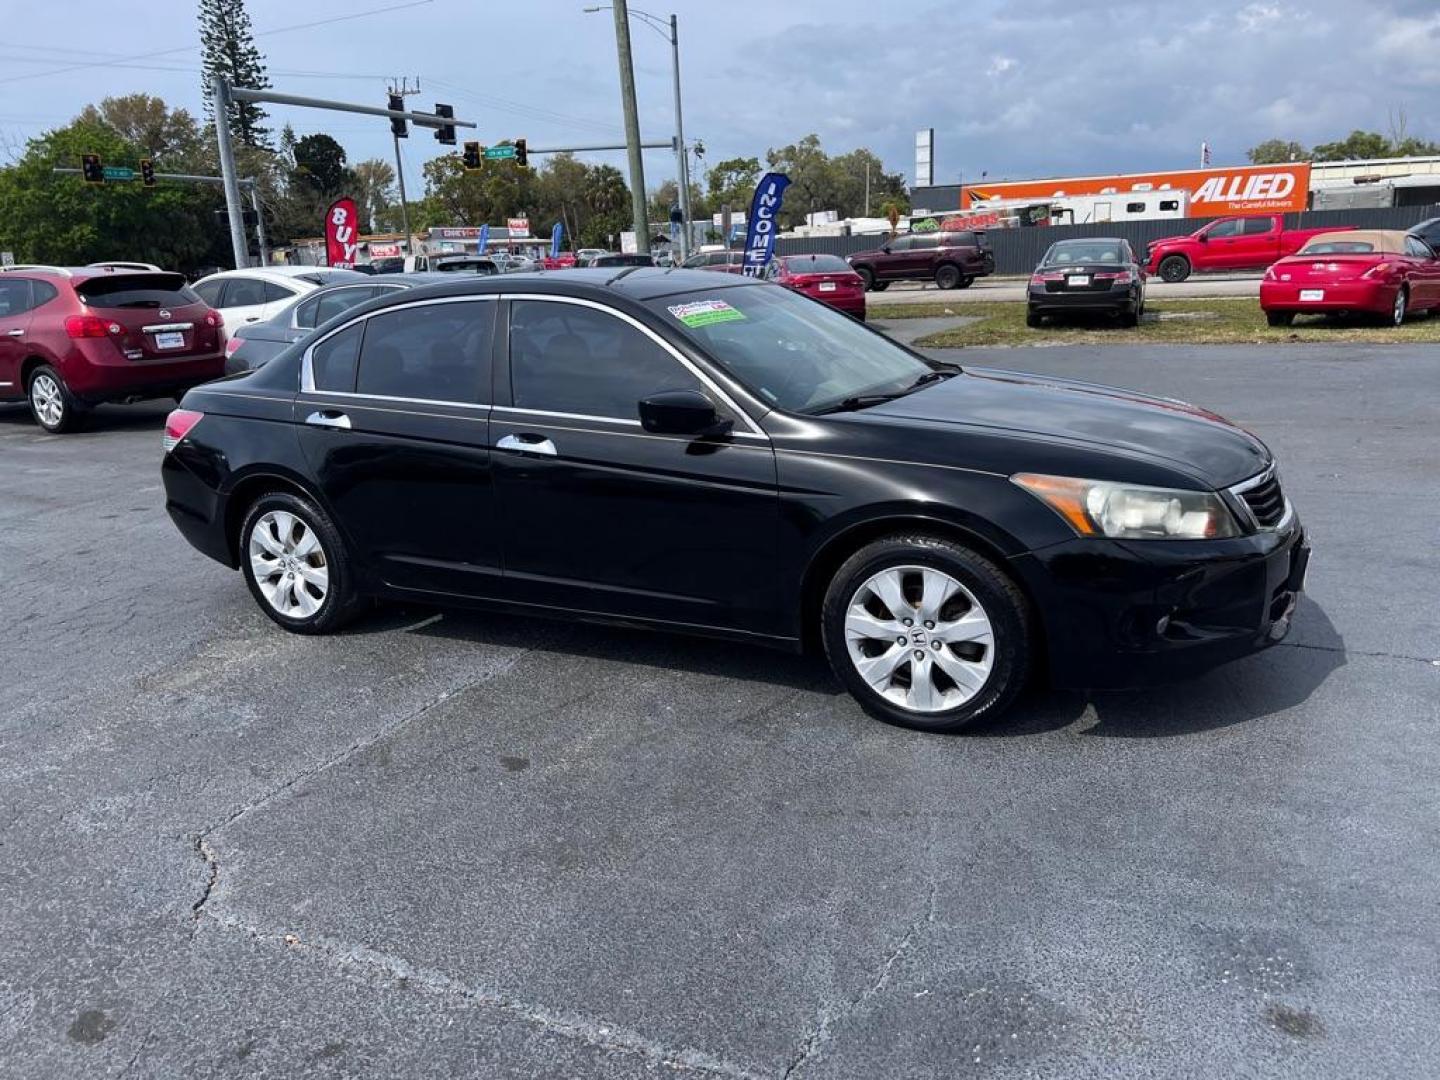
[[1196, 232, 1209, 243], [638, 389, 730, 437], [881, 245, 891, 254]]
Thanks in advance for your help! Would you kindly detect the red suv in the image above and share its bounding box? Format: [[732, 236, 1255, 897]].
[[847, 230, 994, 291], [0, 266, 224, 432]]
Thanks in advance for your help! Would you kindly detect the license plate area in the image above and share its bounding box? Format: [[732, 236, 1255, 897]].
[[1299, 289, 1324, 301], [1067, 274, 1090, 288], [818, 281, 836, 292], [154, 331, 185, 350]]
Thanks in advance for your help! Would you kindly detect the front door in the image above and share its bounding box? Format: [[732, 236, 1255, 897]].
[[491, 296, 780, 637], [296, 297, 503, 596]]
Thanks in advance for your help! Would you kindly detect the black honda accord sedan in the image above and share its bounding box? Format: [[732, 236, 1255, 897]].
[[162, 268, 1308, 732]]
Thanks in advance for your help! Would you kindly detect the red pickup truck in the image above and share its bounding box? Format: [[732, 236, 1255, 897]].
[[1145, 215, 1354, 282]]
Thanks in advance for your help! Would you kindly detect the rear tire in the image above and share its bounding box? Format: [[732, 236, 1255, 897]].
[[1266, 310, 1295, 328], [1025, 308, 1044, 328], [856, 267, 876, 291], [1119, 307, 1139, 328], [1389, 286, 1407, 327], [870, 280, 889, 292], [239, 492, 363, 635], [27, 364, 85, 433], [934, 264, 961, 290], [1158, 255, 1190, 283]]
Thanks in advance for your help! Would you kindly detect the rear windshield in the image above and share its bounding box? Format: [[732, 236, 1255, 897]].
[[1299, 240, 1376, 254], [1043, 242, 1126, 265], [76, 274, 200, 309], [782, 254, 852, 273]]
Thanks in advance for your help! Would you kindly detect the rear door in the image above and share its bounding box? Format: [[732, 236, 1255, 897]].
[[217, 276, 273, 325], [0, 277, 34, 397], [296, 297, 503, 596], [1236, 216, 1281, 268], [490, 295, 779, 633]]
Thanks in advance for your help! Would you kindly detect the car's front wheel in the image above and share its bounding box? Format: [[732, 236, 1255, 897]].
[[1157, 255, 1190, 283], [821, 534, 1032, 732], [27, 365, 86, 433], [240, 492, 362, 634]]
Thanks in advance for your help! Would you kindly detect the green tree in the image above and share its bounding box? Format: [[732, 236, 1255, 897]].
[[76, 94, 205, 167], [199, 0, 272, 148], [705, 156, 760, 211], [1311, 130, 1396, 161], [350, 159, 395, 232], [0, 118, 226, 271], [292, 134, 350, 196], [1246, 139, 1307, 165], [830, 147, 908, 217]]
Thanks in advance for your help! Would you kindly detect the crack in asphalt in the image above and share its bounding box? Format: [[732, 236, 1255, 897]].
[[1277, 641, 1436, 665], [780, 827, 942, 1078], [187, 647, 535, 934], [203, 913, 765, 1080]]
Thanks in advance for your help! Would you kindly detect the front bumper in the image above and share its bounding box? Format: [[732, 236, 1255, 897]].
[[1260, 279, 1391, 315], [1011, 515, 1309, 690]]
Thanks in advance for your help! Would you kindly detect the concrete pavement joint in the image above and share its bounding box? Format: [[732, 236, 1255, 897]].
[[200, 912, 764, 1080], [1277, 641, 1435, 666]]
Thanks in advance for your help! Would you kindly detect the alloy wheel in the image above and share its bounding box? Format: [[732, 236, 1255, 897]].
[[248, 510, 330, 618], [844, 564, 995, 713], [1393, 288, 1406, 326], [30, 374, 64, 429]]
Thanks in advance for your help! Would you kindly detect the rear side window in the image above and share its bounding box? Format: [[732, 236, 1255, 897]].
[[223, 278, 269, 307], [509, 300, 699, 419], [194, 280, 224, 306], [355, 300, 493, 403], [299, 286, 379, 329], [32, 280, 59, 307], [943, 231, 977, 247], [1241, 217, 1273, 236], [311, 323, 363, 392], [76, 274, 200, 310], [262, 281, 294, 304]]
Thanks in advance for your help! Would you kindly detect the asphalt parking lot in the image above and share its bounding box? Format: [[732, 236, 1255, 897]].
[[2, 342, 1437, 1079]]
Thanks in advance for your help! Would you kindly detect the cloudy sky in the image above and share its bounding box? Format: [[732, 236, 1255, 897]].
[[3, 0, 1438, 195]]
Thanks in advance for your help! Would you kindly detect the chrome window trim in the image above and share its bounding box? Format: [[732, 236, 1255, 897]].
[[292, 282, 406, 330], [304, 390, 491, 413], [492, 404, 641, 428], [300, 294, 500, 398], [500, 292, 767, 438]]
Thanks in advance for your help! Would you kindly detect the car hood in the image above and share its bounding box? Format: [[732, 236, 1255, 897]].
[[865, 368, 1269, 488]]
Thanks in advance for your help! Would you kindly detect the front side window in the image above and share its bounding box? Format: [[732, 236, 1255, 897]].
[[648, 284, 935, 415], [354, 301, 493, 403], [1207, 219, 1242, 239], [311, 323, 362, 392], [509, 300, 701, 419]]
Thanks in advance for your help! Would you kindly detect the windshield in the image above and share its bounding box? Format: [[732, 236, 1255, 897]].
[[647, 284, 940, 414], [782, 254, 853, 274], [1299, 240, 1376, 254], [1043, 242, 1125, 265], [76, 273, 199, 309]]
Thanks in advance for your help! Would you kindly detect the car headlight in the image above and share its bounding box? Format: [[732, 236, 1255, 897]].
[[1012, 473, 1240, 539]]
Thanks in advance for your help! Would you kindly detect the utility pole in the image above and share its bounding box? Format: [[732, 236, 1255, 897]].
[[248, 185, 269, 266], [212, 79, 250, 269], [865, 161, 871, 217], [611, 0, 650, 253], [668, 13, 691, 260]]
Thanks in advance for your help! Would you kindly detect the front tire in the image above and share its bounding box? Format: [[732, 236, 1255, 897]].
[[1158, 255, 1190, 283], [239, 492, 362, 634], [821, 534, 1032, 733], [28, 365, 84, 433]]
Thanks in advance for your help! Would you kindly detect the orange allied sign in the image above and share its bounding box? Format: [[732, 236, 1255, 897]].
[[963, 162, 1311, 217]]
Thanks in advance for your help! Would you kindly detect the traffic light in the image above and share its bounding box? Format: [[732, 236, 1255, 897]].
[[81, 153, 104, 184], [388, 93, 407, 138], [514, 138, 528, 168], [140, 159, 156, 187], [433, 103, 455, 146], [462, 141, 482, 171]]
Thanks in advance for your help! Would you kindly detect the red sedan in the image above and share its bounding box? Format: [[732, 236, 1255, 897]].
[[1261, 229, 1440, 327], [765, 254, 867, 320]]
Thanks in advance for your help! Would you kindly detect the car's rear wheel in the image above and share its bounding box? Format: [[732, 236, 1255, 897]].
[[1266, 310, 1295, 327], [869, 280, 888, 292], [28, 365, 84, 433], [856, 266, 875, 290], [1120, 307, 1139, 328], [1389, 286, 1407, 327], [1158, 255, 1190, 283], [934, 264, 961, 289], [240, 492, 362, 634], [821, 534, 1032, 733], [1025, 308, 1044, 328]]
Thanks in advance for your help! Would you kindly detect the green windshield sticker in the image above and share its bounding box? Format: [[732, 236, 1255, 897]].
[[668, 300, 745, 327]]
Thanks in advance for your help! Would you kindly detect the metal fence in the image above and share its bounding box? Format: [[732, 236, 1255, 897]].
[[773, 204, 1440, 276]]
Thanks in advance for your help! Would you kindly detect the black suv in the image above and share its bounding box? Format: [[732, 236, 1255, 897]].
[[847, 230, 994, 291]]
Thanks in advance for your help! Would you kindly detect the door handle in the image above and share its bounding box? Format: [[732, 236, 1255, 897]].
[[305, 410, 351, 431], [5, 328, 22, 337], [496, 433, 557, 456]]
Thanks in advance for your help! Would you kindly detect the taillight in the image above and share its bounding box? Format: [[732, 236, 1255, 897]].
[[65, 315, 120, 339], [163, 409, 203, 453], [1263, 266, 1277, 281], [1094, 271, 1134, 284], [204, 309, 224, 328], [1361, 263, 1392, 279], [224, 336, 243, 357], [1030, 272, 1063, 284]]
